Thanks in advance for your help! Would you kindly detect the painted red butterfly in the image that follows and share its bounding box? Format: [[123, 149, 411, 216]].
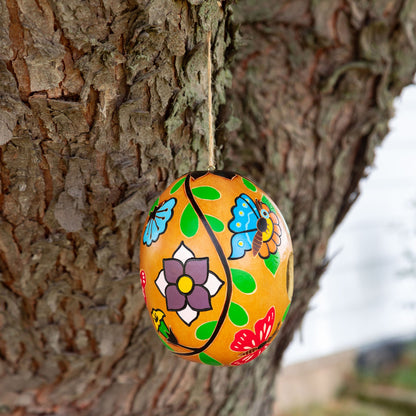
[[230, 306, 279, 366]]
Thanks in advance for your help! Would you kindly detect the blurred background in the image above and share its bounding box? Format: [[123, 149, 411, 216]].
[[274, 82, 416, 415]]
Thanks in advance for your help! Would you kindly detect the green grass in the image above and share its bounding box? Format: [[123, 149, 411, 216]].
[[286, 399, 405, 416]]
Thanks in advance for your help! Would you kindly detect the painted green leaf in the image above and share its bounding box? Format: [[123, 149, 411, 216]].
[[196, 321, 217, 340], [282, 303, 291, 323], [264, 252, 280, 276], [205, 215, 225, 232], [228, 302, 249, 327], [192, 186, 221, 200], [169, 177, 186, 194], [180, 203, 199, 237], [149, 197, 159, 215], [159, 336, 174, 351], [199, 352, 222, 366], [242, 177, 257, 192], [261, 194, 277, 214], [231, 268, 256, 294]]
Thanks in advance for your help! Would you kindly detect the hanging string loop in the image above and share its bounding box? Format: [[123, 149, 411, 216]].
[[207, 30, 216, 171]]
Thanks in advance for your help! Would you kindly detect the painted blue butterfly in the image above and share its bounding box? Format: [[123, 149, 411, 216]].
[[228, 194, 275, 260], [143, 197, 176, 246]]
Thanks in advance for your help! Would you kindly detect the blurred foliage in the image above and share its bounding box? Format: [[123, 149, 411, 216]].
[[357, 342, 416, 390], [284, 341, 416, 416]]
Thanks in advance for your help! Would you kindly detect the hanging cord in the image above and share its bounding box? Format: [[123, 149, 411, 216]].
[[207, 30, 216, 171]]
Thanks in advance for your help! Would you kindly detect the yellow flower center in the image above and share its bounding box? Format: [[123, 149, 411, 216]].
[[262, 218, 274, 242], [177, 275, 194, 294]]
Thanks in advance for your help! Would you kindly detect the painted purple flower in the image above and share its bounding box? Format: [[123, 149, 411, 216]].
[[155, 243, 224, 325]]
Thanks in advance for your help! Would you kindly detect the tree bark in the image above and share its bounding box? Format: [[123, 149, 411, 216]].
[[0, 0, 415, 415], [225, 0, 416, 374]]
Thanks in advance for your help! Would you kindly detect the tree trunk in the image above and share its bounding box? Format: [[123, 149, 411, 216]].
[[0, 0, 415, 415]]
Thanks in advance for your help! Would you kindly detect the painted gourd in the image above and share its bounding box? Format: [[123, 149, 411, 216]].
[[139, 171, 294, 366]]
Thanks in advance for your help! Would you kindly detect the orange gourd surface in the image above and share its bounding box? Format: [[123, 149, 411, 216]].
[[140, 171, 294, 366]]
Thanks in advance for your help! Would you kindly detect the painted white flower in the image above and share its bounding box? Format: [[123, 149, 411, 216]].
[[155, 242, 224, 325]]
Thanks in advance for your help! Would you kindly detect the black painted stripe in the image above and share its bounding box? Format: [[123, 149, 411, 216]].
[[174, 173, 233, 357]]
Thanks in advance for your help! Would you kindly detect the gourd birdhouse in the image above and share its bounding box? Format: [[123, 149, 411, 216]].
[[139, 171, 294, 366]]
